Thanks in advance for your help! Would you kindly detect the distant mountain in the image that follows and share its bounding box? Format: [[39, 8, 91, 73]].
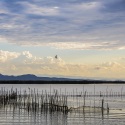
[[0, 74, 124, 84], [0, 74, 77, 81]]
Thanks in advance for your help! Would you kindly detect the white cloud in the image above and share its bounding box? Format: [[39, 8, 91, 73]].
[[93, 62, 125, 71], [20, 2, 59, 16], [0, 24, 14, 29], [0, 24, 26, 30], [46, 41, 122, 50], [0, 50, 20, 63], [73, 2, 101, 10], [22, 51, 32, 59], [118, 47, 125, 50], [0, 50, 125, 78]]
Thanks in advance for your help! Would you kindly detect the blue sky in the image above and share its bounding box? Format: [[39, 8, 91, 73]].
[[0, 0, 125, 79]]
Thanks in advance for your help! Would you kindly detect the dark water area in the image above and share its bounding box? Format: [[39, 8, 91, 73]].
[[0, 84, 125, 125]]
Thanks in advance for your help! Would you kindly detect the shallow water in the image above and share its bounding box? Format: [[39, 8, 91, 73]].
[[0, 84, 125, 125], [1, 106, 125, 125]]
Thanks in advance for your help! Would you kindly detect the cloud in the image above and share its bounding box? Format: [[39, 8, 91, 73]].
[[0, 50, 68, 75], [0, 50, 77, 74], [19, 2, 59, 16], [101, 0, 125, 12], [47, 41, 123, 50], [0, 24, 14, 29], [0, 50, 20, 62], [94, 62, 125, 70], [0, 0, 125, 50], [0, 2, 9, 14], [22, 51, 32, 58], [0, 36, 7, 42], [0, 50, 125, 78], [70, 2, 101, 10], [11, 65, 17, 71]]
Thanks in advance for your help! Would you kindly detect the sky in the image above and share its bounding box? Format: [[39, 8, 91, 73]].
[[0, 0, 125, 80]]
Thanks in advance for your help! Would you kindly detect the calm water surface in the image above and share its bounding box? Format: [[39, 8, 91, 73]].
[[0, 84, 125, 125]]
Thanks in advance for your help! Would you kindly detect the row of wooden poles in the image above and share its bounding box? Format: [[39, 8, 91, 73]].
[[0, 87, 110, 116], [0, 87, 69, 113], [0, 87, 125, 98]]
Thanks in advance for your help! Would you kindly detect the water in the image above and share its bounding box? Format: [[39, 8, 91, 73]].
[[0, 84, 125, 125]]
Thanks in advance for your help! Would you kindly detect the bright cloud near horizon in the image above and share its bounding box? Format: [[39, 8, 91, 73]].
[[0, 0, 125, 79]]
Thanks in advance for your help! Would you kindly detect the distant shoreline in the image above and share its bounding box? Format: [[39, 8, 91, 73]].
[[0, 80, 125, 84]]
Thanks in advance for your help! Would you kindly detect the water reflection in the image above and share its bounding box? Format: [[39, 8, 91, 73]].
[[1, 104, 125, 125], [0, 105, 68, 125]]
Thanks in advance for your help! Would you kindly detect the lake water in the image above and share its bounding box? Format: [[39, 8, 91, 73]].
[[0, 84, 125, 125]]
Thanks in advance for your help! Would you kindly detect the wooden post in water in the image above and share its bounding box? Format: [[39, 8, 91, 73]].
[[101, 99, 104, 117], [107, 103, 109, 115], [83, 91, 86, 113]]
